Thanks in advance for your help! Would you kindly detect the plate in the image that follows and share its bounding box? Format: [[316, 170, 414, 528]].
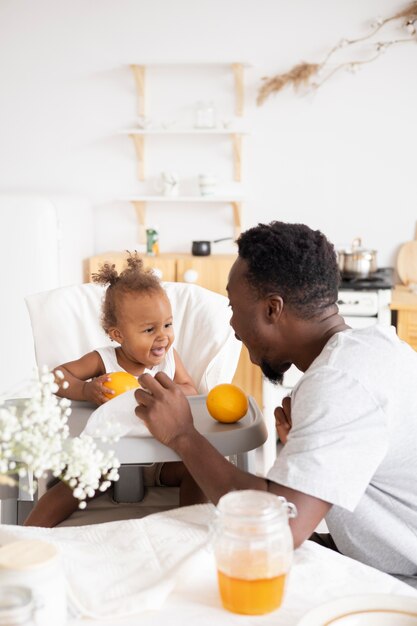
[[297, 594, 417, 626]]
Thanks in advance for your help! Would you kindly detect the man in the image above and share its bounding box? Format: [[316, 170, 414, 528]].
[[135, 221, 417, 587]]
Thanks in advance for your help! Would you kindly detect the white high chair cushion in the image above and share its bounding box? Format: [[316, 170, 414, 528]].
[[163, 281, 241, 393], [25, 281, 241, 394], [25, 282, 110, 369]]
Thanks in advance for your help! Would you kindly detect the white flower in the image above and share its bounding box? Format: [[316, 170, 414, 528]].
[[0, 370, 120, 506]]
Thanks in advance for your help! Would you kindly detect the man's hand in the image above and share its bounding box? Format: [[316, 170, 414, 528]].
[[135, 372, 196, 449], [83, 375, 114, 405], [275, 395, 292, 444]]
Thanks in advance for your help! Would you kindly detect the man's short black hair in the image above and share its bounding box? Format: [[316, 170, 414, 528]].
[[237, 221, 340, 318]]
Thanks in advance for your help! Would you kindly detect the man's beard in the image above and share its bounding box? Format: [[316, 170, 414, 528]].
[[260, 359, 285, 385]]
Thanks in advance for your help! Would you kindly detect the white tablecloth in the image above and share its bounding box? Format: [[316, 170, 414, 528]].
[[1, 504, 416, 625]]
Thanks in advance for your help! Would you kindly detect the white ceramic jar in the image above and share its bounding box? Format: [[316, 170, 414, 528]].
[[212, 490, 296, 615], [0, 540, 67, 626], [198, 173, 217, 196]]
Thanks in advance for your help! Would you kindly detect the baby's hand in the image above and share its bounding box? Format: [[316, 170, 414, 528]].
[[275, 395, 292, 444], [83, 375, 114, 405]]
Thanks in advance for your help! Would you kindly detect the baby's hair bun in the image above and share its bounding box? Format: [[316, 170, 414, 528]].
[[91, 263, 119, 286], [91, 251, 147, 287]]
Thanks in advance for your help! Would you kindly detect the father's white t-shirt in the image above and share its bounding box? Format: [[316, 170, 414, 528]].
[[267, 325, 417, 586]]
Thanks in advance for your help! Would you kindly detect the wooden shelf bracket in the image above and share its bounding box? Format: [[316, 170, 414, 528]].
[[232, 63, 244, 116], [131, 64, 146, 116], [130, 133, 145, 180], [231, 201, 242, 239], [131, 200, 146, 244], [232, 133, 243, 181]]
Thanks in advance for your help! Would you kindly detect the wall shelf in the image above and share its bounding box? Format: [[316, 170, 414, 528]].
[[123, 196, 243, 243], [126, 61, 249, 243], [122, 195, 243, 202], [130, 62, 250, 117], [125, 130, 246, 182], [123, 129, 247, 134]]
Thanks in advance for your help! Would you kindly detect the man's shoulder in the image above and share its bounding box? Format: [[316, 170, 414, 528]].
[[312, 325, 400, 369]]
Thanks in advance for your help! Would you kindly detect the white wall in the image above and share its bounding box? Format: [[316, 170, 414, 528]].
[[0, 195, 94, 394], [1, 0, 416, 268]]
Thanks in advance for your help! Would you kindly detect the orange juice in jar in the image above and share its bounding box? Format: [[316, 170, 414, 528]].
[[212, 490, 296, 615]]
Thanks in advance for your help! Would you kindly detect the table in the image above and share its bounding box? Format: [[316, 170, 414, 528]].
[[0, 504, 415, 626]]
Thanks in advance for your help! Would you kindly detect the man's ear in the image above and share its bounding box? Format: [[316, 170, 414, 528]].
[[265, 295, 284, 323], [108, 327, 122, 343]]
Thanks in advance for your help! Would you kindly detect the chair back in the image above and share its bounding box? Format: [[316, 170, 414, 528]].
[[25, 281, 241, 393]]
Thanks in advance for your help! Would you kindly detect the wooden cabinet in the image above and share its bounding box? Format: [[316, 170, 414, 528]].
[[85, 251, 263, 406], [391, 286, 417, 351]]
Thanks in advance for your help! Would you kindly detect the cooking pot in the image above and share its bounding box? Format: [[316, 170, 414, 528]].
[[191, 237, 233, 256], [337, 237, 378, 278]]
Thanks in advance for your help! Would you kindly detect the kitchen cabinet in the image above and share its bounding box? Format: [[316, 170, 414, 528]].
[[390, 285, 417, 351], [124, 62, 249, 243], [85, 251, 263, 406]]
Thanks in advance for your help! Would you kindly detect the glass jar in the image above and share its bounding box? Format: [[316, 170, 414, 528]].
[[0, 585, 35, 625], [194, 101, 216, 129], [146, 226, 159, 256], [0, 540, 67, 626], [212, 490, 297, 615]]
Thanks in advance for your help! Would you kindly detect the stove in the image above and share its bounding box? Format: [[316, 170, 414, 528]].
[[339, 267, 395, 291], [337, 267, 394, 327]]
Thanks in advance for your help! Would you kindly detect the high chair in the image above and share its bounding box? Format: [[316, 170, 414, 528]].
[[3, 281, 267, 525]]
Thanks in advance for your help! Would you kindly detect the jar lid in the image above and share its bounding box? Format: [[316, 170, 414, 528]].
[[0, 540, 58, 571], [217, 489, 295, 523]]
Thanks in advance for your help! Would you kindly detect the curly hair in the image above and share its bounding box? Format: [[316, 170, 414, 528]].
[[91, 252, 163, 333], [237, 221, 340, 319]]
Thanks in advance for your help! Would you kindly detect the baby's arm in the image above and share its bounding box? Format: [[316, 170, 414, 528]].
[[54, 351, 114, 405], [172, 349, 198, 396]]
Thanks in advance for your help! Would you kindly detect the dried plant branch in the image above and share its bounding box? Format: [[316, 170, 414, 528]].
[[257, 1, 417, 104], [313, 54, 382, 90], [393, 0, 417, 20], [257, 63, 320, 105], [314, 36, 416, 90]]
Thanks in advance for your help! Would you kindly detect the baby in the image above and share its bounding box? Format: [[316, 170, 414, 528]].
[[24, 254, 205, 527]]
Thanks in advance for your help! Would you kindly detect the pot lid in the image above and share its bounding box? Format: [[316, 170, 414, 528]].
[[339, 237, 377, 255]]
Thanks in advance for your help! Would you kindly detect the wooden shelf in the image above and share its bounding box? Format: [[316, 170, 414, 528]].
[[129, 62, 251, 67], [127, 61, 248, 244], [126, 197, 243, 244], [123, 129, 248, 135], [122, 195, 243, 202], [130, 62, 249, 117], [127, 131, 246, 182]]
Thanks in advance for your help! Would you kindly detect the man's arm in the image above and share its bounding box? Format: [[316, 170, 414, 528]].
[[135, 372, 331, 547]]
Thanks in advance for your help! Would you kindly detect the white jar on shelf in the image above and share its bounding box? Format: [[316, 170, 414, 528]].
[[194, 101, 216, 129], [198, 173, 217, 196]]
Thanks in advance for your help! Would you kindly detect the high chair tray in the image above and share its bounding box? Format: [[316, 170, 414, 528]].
[[69, 395, 267, 464]]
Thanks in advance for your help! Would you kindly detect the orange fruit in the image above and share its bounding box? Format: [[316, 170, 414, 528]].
[[103, 371, 140, 398], [206, 383, 249, 423]]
